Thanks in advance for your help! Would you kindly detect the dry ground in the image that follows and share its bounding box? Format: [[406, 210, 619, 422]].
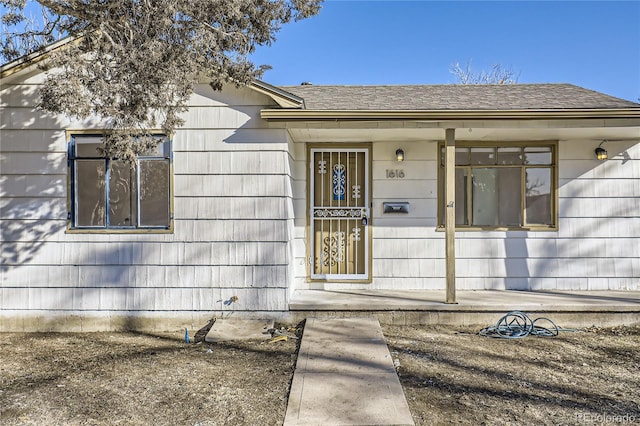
[[1, 324, 639, 425], [0, 329, 299, 426], [384, 325, 640, 426]]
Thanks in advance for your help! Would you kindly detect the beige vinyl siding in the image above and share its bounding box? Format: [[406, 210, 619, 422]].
[[291, 136, 639, 292], [290, 139, 308, 290], [370, 141, 441, 289], [454, 139, 639, 290], [1, 81, 293, 329], [3, 71, 639, 328], [292, 140, 444, 290]]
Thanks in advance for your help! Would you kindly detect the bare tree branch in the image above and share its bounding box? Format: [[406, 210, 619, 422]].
[[450, 59, 520, 85], [1, 0, 323, 161]]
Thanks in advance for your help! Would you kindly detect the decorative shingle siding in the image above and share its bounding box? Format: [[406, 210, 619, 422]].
[[2, 70, 639, 329], [0, 79, 293, 329], [290, 137, 639, 292]]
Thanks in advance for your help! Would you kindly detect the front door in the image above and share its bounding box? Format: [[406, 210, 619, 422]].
[[309, 147, 370, 280]]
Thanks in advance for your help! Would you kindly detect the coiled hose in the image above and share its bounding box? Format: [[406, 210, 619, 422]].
[[479, 310, 564, 338]]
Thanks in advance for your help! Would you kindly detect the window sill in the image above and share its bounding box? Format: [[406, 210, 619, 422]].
[[436, 225, 558, 232], [66, 227, 174, 234]]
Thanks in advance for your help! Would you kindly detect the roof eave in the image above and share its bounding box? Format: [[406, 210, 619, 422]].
[[249, 80, 304, 108], [260, 108, 640, 121], [0, 35, 79, 79]]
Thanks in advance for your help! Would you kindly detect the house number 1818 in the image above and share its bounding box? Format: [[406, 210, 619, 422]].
[[386, 169, 405, 179]]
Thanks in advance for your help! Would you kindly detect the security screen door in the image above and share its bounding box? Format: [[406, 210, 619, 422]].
[[310, 148, 369, 280]]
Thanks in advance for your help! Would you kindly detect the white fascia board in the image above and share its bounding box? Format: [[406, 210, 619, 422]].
[[249, 80, 304, 109], [260, 108, 640, 122]]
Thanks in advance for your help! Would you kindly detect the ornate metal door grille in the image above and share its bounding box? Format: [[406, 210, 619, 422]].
[[310, 148, 369, 280]]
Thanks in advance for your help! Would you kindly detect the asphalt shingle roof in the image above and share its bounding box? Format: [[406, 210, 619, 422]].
[[279, 84, 640, 111]]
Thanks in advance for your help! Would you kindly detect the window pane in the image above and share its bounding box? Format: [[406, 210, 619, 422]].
[[443, 143, 555, 229], [472, 168, 521, 226], [109, 161, 135, 227], [455, 148, 469, 166], [470, 147, 496, 165], [524, 147, 552, 165], [139, 137, 170, 157], [526, 168, 552, 225], [139, 160, 170, 227], [472, 169, 498, 226], [497, 147, 522, 165], [455, 168, 468, 225], [497, 168, 521, 226], [440, 147, 468, 166], [76, 160, 106, 226], [75, 136, 103, 157]]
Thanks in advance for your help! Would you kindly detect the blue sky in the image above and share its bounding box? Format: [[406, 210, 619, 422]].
[[251, 0, 640, 101]]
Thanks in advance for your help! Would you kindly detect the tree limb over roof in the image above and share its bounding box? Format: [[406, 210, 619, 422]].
[[0, 0, 323, 161]]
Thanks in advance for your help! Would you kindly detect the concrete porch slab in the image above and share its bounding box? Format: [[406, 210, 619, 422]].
[[290, 289, 640, 312]]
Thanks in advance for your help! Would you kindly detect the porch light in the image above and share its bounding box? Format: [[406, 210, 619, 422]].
[[395, 148, 405, 162], [595, 141, 608, 160]]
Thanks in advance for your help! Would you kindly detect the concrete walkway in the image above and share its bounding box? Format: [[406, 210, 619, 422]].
[[284, 317, 414, 426]]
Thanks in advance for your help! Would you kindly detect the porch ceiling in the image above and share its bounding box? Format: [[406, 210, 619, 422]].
[[286, 125, 640, 144]]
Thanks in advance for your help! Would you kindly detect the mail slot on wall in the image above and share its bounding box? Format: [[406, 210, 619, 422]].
[[383, 202, 410, 214]]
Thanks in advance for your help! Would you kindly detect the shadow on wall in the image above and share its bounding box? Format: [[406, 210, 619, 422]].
[[1, 84, 68, 267], [0, 81, 163, 330], [505, 140, 640, 291], [1, 82, 292, 330], [1, 82, 106, 269]]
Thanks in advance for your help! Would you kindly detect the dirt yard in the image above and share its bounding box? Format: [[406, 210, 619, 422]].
[[1, 323, 639, 425], [384, 324, 640, 426], [0, 329, 300, 426]]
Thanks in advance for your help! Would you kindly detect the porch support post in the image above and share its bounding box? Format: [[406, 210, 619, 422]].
[[445, 128, 457, 304]]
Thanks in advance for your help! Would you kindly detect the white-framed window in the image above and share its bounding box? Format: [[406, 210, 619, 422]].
[[438, 142, 557, 230], [68, 134, 172, 230]]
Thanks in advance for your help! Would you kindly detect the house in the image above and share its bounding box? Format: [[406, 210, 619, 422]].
[[2, 52, 640, 331]]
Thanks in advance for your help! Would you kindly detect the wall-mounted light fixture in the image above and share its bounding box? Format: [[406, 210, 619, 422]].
[[595, 141, 608, 161], [395, 148, 405, 162]]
